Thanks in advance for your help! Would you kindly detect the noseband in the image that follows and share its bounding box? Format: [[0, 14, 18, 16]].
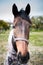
[[13, 37, 29, 44], [13, 26, 29, 44]]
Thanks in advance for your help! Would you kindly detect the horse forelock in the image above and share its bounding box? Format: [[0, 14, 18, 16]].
[[14, 9, 32, 24]]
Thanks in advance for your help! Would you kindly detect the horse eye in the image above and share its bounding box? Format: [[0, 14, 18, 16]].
[[13, 26, 15, 28]]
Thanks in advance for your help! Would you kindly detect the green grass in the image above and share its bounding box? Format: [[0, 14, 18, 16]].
[[0, 30, 9, 54], [0, 30, 10, 42], [29, 32, 43, 46]]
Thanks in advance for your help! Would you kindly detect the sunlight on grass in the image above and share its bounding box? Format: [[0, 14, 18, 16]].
[[29, 32, 43, 46]]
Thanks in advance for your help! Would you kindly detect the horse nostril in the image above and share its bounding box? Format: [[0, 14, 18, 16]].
[[18, 52, 30, 64]]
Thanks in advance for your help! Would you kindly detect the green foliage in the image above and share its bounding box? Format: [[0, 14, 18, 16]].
[[30, 32, 43, 46], [31, 16, 43, 30], [0, 20, 10, 30]]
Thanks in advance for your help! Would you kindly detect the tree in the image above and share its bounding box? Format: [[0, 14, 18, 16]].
[[0, 20, 10, 30], [31, 16, 43, 30]]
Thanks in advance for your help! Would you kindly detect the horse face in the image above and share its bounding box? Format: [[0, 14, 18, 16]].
[[13, 17, 30, 56], [12, 3, 31, 56]]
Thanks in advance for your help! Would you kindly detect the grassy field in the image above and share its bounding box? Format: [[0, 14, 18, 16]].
[[0, 30, 43, 65], [29, 31, 43, 46]]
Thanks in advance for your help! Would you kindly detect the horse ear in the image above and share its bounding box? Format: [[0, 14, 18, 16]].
[[12, 4, 18, 17], [25, 4, 31, 15]]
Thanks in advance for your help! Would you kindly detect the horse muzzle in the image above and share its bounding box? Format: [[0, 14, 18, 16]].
[[12, 37, 30, 64], [17, 52, 30, 64]]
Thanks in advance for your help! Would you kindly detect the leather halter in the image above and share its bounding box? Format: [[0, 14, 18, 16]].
[[12, 26, 29, 52], [13, 36, 29, 44], [12, 26, 29, 44]]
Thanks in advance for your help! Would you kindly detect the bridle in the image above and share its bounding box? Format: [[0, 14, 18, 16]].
[[13, 36, 29, 44], [12, 25, 29, 45]]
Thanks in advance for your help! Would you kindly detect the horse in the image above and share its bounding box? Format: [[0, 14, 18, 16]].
[[4, 3, 32, 65]]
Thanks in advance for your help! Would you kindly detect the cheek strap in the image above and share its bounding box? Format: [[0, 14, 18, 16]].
[[13, 37, 29, 44]]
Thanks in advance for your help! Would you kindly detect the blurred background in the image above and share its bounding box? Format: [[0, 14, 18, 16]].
[[0, 0, 43, 65]]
